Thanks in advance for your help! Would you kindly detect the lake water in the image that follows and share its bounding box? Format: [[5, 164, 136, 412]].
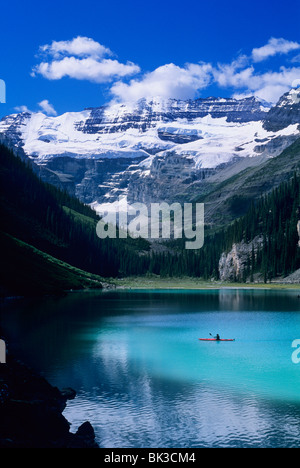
[[1, 288, 300, 448]]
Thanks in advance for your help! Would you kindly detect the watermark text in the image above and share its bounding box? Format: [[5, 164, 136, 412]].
[[0, 79, 6, 103], [292, 339, 300, 364], [0, 339, 6, 364], [96, 198, 204, 250]]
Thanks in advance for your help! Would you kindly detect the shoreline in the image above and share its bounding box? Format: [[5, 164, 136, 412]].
[[1, 277, 300, 302], [0, 344, 100, 448], [113, 277, 300, 291]]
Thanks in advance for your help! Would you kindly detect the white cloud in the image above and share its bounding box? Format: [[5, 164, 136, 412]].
[[39, 36, 112, 59], [109, 38, 300, 105], [14, 101, 57, 115], [110, 62, 213, 101], [32, 36, 140, 84], [291, 54, 300, 64], [32, 36, 300, 106], [112, 58, 300, 104], [212, 52, 300, 103], [212, 55, 253, 88], [33, 57, 140, 83], [38, 99, 57, 116], [252, 38, 300, 63], [254, 68, 300, 103], [14, 105, 32, 113]]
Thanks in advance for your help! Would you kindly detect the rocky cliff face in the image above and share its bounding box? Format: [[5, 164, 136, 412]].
[[78, 96, 269, 136], [263, 89, 300, 132], [218, 207, 300, 283], [219, 236, 263, 282]]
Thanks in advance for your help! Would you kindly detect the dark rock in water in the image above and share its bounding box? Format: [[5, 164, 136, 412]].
[[0, 355, 99, 448], [61, 387, 77, 400], [74, 421, 99, 448]]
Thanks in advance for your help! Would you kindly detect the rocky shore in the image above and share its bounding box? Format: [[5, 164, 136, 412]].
[[0, 352, 99, 448]]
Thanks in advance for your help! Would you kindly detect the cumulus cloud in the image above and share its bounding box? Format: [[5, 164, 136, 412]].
[[249, 68, 300, 102], [291, 54, 300, 64], [212, 55, 253, 88], [32, 36, 300, 105], [215, 58, 300, 103], [14, 101, 57, 115], [39, 36, 112, 59], [38, 99, 57, 116], [32, 36, 140, 83], [14, 105, 32, 113], [111, 55, 300, 104], [252, 38, 300, 63], [110, 62, 213, 101], [33, 57, 140, 83]]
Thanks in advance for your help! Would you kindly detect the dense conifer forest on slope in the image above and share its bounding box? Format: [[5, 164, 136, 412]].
[[0, 142, 300, 296], [0, 144, 149, 295], [148, 170, 300, 281]]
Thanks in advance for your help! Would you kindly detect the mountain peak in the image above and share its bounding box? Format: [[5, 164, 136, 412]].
[[0, 90, 297, 169], [0, 89, 299, 210], [263, 88, 300, 131], [281, 87, 300, 105]]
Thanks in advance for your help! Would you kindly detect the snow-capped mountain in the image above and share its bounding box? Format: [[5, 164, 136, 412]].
[[0, 91, 299, 208], [0, 96, 270, 162]]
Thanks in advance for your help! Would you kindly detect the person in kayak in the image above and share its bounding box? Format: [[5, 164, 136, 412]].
[[215, 334, 221, 341]]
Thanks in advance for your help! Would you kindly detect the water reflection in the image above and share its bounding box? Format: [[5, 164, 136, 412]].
[[1, 288, 300, 448]]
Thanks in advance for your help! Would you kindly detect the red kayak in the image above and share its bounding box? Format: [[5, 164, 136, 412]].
[[199, 338, 235, 342]]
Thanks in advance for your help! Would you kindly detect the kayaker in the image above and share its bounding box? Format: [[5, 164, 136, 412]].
[[215, 334, 221, 341]]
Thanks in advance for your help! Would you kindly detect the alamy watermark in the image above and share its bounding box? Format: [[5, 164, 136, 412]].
[[0, 339, 6, 364], [0, 79, 6, 103], [291, 339, 300, 364], [96, 197, 204, 250]]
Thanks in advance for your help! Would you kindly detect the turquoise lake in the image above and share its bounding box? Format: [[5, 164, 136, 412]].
[[1, 288, 300, 448]]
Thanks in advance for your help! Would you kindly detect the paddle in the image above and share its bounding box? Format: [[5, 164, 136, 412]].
[[210, 333, 221, 340]]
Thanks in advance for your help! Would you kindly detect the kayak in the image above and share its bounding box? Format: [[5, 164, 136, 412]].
[[199, 338, 235, 342]]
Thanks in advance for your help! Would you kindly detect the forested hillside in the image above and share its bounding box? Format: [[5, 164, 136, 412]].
[[148, 172, 300, 281], [0, 145, 149, 295], [1, 143, 299, 296]]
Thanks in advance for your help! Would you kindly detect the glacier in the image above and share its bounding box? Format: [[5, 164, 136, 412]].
[[0, 91, 299, 210]]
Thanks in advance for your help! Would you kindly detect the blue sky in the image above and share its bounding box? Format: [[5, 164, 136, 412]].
[[0, 0, 299, 118]]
